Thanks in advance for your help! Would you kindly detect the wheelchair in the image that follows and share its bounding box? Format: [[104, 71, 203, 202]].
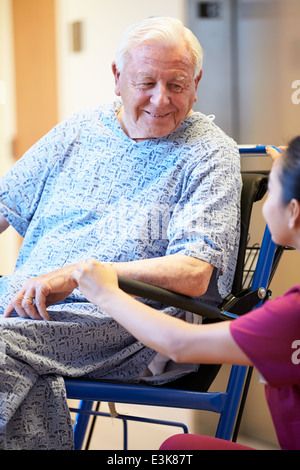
[[66, 150, 284, 450]]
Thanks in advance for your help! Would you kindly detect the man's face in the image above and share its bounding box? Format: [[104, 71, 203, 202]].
[[112, 42, 202, 140]]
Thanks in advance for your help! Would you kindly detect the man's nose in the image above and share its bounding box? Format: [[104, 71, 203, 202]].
[[150, 84, 170, 106]]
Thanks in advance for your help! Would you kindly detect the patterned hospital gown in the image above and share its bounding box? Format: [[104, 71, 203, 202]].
[[0, 100, 241, 449]]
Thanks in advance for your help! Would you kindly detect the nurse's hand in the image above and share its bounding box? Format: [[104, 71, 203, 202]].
[[266, 145, 287, 161], [73, 259, 119, 308]]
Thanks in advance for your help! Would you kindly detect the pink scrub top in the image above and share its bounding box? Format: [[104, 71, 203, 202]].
[[230, 286, 300, 450]]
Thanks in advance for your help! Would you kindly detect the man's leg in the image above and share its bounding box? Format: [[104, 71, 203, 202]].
[[0, 310, 153, 450], [0, 358, 73, 450], [0, 315, 89, 450]]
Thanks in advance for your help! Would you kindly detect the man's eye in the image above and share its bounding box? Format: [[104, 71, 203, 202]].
[[169, 84, 182, 91], [136, 82, 154, 89]]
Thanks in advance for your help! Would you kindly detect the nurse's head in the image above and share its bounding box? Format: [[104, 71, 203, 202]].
[[263, 137, 300, 251]]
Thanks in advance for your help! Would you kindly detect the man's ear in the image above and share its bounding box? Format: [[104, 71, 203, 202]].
[[195, 70, 202, 89], [112, 61, 121, 96], [193, 70, 202, 103]]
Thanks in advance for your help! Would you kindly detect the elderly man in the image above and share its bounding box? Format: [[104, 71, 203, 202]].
[[0, 17, 241, 449]]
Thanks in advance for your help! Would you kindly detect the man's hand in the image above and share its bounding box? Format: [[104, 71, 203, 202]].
[[4, 265, 78, 321]]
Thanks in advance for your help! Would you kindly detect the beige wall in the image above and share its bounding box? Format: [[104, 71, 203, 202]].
[[12, 0, 58, 158], [0, 0, 59, 273], [0, 0, 19, 274]]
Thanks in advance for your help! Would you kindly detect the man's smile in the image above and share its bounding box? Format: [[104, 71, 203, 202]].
[[144, 110, 172, 118]]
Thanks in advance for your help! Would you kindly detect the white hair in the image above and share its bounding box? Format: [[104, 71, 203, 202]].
[[115, 17, 203, 78]]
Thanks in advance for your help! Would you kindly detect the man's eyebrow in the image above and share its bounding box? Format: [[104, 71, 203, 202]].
[[134, 74, 188, 83], [134, 73, 154, 82], [171, 75, 187, 83]]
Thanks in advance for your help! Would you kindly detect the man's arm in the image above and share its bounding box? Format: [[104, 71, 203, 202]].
[[112, 254, 214, 298], [4, 255, 213, 321]]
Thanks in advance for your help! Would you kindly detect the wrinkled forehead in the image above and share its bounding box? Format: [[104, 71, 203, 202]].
[[125, 43, 195, 80]]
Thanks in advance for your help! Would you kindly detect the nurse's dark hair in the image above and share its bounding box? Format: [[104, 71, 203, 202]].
[[279, 136, 300, 204]]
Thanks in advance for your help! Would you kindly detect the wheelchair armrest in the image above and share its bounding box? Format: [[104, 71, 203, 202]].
[[117, 276, 238, 321]]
